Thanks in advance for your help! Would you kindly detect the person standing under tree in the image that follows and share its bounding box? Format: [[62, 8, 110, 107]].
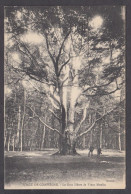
[[97, 147, 102, 157], [88, 146, 94, 157]]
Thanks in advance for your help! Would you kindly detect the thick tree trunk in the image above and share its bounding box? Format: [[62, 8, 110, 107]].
[[59, 107, 77, 155], [59, 132, 77, 155], [58, 68, 79, 155], [59, 106, 77, 155], [69, 131, 77, 154]]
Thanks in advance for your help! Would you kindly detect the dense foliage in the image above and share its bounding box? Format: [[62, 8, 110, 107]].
[[4, 6, 125, 153]]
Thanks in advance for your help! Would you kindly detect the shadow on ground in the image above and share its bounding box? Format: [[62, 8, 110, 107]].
[[4, 149, 125, 188]]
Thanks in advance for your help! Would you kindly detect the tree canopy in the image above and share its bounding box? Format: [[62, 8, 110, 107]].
[[4, 6, 125, 154]]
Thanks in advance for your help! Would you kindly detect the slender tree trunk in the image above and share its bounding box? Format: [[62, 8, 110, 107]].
[[7, 136, 10, 151], [38, 120, 41, 149], [118, 132, 121, 151], [37, 95, 43, 149], [17, 106, 21, 150], [30, 140, 32, 151], [21, 89, 26, 151], [82, 135, 85, 149], [89, 113, 93, 147], [12, 136, 15, 151], [4, 134, 7, 149], [20, 125, 22, 151], [4, 119, 7, 149], [100, 123, 102, 149], [90, 130, 93, 146], [118, 91, 122, 151], [40, 111, 46, 150], [41, 124, 46, 150]]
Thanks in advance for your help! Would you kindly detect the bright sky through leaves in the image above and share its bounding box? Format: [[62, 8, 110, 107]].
[[90, 15, 103, 29]]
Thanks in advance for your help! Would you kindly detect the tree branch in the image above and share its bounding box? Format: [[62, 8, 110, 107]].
[[77, 122, 95, 138], [106, 119, 125, 134], [58, 58, 70, 76], [26, 80, 46, 95], [44, 34, 56, 66], [89, 107, 125, 134], [82, 80, 113, 94], [77, 107, 118, 138], [83, 85, 122, 98], [48, 92, 61, 108], [48, 108, 61, 121], [61, 77, 69, 87], [15, 39, 40, 68], [56, 31, 71, 65], [26, 106, 62, 136], [75, 108, 87, 133]]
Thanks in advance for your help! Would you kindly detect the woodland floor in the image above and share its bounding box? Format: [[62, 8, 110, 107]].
[[4, 149, 126, 189]]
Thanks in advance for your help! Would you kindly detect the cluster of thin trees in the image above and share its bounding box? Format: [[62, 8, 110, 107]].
[[4, 6, 125, 154], [4, 82, 125, 152]]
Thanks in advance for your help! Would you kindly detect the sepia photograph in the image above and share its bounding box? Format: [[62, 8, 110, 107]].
[[4, 6, 126, 189]]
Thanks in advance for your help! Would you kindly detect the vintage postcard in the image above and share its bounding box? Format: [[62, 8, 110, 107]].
[[4, 6, 126, 189]]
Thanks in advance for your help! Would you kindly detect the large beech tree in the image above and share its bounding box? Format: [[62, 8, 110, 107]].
[[5, 6, 125, 154]]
